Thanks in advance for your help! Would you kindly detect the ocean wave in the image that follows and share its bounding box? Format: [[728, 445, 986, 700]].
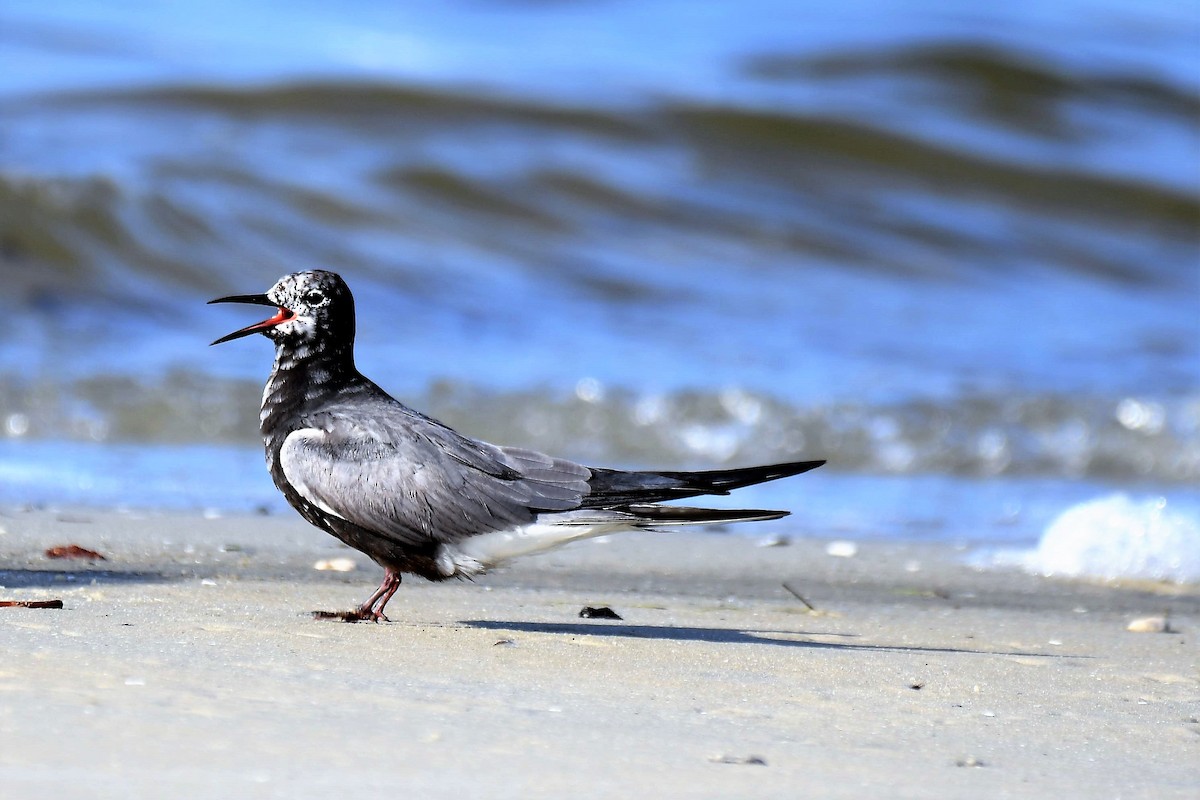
[[1, 46, 1195, 451], [668, 103, 1199, 256], [748, 42, 1200, 122], [3, 68, 1195, 305], [0, 373, 1195, 484], [25, 80, 651, 139]]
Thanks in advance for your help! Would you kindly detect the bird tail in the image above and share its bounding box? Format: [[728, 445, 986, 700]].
[[653, 459, 826, 494], [583, 459, 825, 508], [622, 504, 789, 525], [439, 459, 823, 575]]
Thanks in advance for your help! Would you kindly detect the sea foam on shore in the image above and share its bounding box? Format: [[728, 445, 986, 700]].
[[983, 494, 1200, 583]]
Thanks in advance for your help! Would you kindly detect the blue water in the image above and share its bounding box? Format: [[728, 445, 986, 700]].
[[0, 1, 1197, 550], [7, 438, 1193, 553]]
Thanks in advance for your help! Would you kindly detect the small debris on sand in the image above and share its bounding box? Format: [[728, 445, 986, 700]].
[[0, 599, 64, 609], [709, 754, 767, 766], [313, 557, 358, 572], [578, 606, 622, 620], [44, 545, 106, 560], [782, 582, 817, 612], [825, 540, 858, 558], [1126, 614, 1172, 633]]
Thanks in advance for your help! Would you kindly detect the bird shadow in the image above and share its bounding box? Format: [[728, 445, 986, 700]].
[[0, 569, 172, 590], [462, 619, 1077, 658]]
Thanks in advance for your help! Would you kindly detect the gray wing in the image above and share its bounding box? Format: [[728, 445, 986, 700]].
[[279, 404, 591, 546]]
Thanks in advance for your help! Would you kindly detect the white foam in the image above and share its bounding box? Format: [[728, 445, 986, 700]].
[[1011, 494, 1200, 583]]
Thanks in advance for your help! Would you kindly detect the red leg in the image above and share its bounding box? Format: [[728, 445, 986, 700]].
[[357, 569, 402, 621], [312, 569, 402, 623]]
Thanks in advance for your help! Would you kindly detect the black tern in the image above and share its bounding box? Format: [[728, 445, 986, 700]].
[[211, 270, 824, 621]]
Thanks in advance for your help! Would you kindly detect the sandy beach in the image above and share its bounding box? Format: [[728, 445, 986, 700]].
[[0, 506, 1196, 799]]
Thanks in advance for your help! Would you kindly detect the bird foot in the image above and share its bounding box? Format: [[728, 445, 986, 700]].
[[311, 609, 389, 623], [310, 569, 401, 623]]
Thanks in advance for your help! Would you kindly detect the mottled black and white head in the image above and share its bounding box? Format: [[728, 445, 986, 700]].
[[209, 270, 355, 351]]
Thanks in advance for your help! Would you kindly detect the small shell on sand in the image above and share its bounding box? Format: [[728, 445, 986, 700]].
[[709, 754, 767, 766], [1126, 615, 1171, 633], [313, 557, 358, 572], [825, 540, 858, 558]]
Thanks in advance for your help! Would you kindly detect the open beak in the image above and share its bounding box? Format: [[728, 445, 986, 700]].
[[208, 293, 296, 345]]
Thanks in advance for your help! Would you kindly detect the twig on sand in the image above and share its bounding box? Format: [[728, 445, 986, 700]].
[[781, 582, 816, 612], [0, 599, 64, 609]]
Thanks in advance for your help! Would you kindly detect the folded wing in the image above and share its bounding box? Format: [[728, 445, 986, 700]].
[[280, 408, 591, 546]]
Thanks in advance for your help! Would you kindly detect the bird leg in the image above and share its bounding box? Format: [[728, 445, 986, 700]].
[[357, 569, 402, 620], [312, 568, 402, 623]]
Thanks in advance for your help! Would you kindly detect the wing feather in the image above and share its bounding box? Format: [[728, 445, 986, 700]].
[[279, 409, 590, 546]]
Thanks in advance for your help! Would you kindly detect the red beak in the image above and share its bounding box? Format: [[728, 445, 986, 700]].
[[208, 294, 296, 345]]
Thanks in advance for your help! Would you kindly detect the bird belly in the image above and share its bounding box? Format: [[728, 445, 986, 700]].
[[435, 520, 629, 577]]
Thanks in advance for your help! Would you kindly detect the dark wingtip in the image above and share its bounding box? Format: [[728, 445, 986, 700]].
[[625, 505, 792, 524]]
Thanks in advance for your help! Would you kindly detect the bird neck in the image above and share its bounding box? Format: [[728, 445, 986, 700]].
[[260, 338, 359, 435]]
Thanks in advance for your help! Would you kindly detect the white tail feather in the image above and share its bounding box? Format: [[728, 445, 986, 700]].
[[435, 518, 631, 577], [433, 506, 786, 577]]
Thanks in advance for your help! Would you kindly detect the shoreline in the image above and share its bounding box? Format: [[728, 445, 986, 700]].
[[1, 507, 1197, 798]]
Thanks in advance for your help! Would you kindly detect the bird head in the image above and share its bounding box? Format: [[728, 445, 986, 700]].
[[209, 270, 355, 347]]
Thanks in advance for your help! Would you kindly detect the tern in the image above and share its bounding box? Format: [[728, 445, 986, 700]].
[[211, 270, 824, 621]]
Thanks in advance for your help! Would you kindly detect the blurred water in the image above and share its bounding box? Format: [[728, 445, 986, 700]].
[[0, 1, 1197, 548]]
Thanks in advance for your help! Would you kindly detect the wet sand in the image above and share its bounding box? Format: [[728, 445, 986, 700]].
[[1, 507, 1197, 799]]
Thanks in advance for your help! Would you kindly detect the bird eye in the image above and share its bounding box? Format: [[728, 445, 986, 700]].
[[304, 290, 325, 305]]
